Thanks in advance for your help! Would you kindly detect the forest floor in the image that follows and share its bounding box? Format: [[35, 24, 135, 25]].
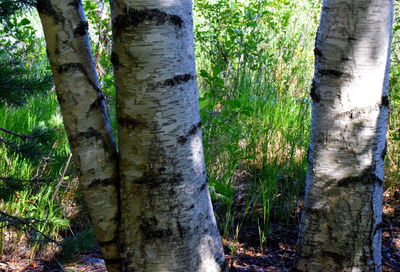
[[0, 192, 399, 272]]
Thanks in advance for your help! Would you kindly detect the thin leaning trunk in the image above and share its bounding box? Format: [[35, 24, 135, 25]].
[[36, 1, 121, 271], [295, 0, 393, 271], [110, 0, 226, 271]]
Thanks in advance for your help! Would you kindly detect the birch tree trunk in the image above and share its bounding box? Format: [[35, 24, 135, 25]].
[[110, 0, 226, 271], [36, 1, 121, 271], [295, 0, 393, 271]]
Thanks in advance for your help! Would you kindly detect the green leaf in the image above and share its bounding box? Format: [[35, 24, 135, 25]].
[[19, 18, 30, 26], [199, 99, 210, 110], [199, 69, 210, 78], [212, 65, 222, 77]]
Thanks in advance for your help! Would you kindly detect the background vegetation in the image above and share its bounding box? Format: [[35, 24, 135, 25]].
[[0, 0, 398, 260]]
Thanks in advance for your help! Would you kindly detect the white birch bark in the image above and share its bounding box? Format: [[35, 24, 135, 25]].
[[36, 1, 121, 271], [295, 0, 393, 271], [110, 0, 226, 271]]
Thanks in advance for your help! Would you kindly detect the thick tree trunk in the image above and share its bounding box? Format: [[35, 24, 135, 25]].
[[295, 0, 393, 271], [110, 0, 226, 271], [36, 1, 121, 271]]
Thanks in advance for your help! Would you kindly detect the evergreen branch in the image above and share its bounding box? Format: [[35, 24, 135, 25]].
[[0, 127, 33, 140], [0, 127, 56, 140], [0, 210, 61, 246], [0, 176, 50, 183]]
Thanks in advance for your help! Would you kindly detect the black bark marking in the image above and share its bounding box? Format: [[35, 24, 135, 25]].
[[337, 167, 383, 187], [381, 142, 387, 160], [73, 20, 89, 37], [103, 258, 121, 265], [314, 47, 323, 58], [163, 74, 195, 87], [110, 52, 120, 66], [71, 127, 102, 142], [373, 222, 382, 235], [176, 121, 202, 145], [58, 63, 82, 73], [113, 8, 183, 29], [134, 173, 183, 187], [321, 250, 347, 267], [176, 221, 189, 238], [88, 93, 106, 115], [87, 177, 117, 189], [306, 146, 312, 163], [177, 135, 187, 144], [98, 239, 118, 247], [310, 79, 320, 103], [68, 0, 80, 8], [199, 181, 207, 192], [118, 117, 145, 130], [381, 95, 389, 107], [319, 69, 345, 78], [139, 217, 173, 240], [36, 0, 64, 23], [188, 121, 202, 135]]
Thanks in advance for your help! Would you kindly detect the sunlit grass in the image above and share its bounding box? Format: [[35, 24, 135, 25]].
[[0, 92, 70, 256]]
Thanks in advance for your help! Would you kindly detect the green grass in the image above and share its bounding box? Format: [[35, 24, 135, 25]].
[[194, 0, 318, 243], [0, 93, 70, 256], [0, 0, 399, 259]]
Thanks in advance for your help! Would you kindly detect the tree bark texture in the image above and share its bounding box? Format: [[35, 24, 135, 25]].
[[36, 1, 121, 271], [110, 0, 226, 271], [295, 0, 393, 271]]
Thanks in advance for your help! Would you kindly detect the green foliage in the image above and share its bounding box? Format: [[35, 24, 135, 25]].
[[0, 2, 68, 255], [194, 0, 320, 243], [0, 52, 52, 107], [386, 2, 400, 196], [0, 0, 399, 259], [0, 0, 35, 22], [0, 93, 70, 255], [0, 1, 52, 107], [57, 228, 98, 261]]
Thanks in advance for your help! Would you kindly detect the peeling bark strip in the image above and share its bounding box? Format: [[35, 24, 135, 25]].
[[113, 7, 183, 29], [295, 0, 394, 271], [111, 0, 226, 270], [37, 1, 121, 271], [57, 63, 101, 93]]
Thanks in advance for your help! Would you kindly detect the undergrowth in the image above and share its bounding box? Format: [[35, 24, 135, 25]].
[[0, 0, 399, 259], [194, 0, 319, 243]]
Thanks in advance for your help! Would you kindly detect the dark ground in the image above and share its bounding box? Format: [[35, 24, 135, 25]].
[[0, 195, 399, 272]]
